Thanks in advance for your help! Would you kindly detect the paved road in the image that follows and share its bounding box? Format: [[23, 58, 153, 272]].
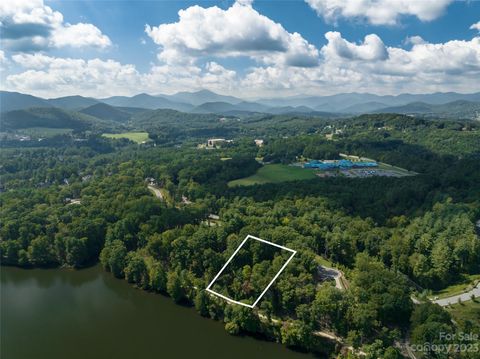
[[432, 283, 480, 306], [317, 265, 346, 290]]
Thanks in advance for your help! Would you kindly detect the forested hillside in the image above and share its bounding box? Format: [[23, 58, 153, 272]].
[[1, 113, 479, 358]]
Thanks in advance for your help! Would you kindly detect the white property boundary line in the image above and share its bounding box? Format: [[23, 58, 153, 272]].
[[206, 234, 297, 308]]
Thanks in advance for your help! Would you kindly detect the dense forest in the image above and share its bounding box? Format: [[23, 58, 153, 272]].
[[1, 113, 479, 358]]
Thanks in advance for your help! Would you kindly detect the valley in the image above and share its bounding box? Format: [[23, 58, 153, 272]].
[[2, 1, 480, 358], [1, 89, 479, 358]]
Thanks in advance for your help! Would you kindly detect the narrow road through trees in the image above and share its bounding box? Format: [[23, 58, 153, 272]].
[[432, 283, 480, 306], [148, 185, 164, 201]]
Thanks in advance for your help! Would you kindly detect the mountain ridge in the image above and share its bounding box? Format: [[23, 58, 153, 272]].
[[2, 90, 480, 119]]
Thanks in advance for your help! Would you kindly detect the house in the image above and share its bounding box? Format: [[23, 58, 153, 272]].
[[254, 139, 264, 147], [145, 177, 157, 185], [207, 138, 232, 148]]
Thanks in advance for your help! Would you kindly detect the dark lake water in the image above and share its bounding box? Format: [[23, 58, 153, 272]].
[[1, 265, 316, 359]]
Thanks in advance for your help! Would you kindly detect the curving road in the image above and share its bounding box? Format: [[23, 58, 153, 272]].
[[317, 265, 348, 290], [148, 185, 164, 201], [432, 282, 480, 306]]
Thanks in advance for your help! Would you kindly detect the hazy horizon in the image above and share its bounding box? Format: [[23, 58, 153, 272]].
[[4, 88, 480, 102]]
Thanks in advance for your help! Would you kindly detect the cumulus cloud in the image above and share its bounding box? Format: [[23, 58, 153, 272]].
[[145, 2, 319, 67], [241, 32, 480, 97], [11, 53, 52, 69], [3, 19, 480, 98], [325, 32, 480, 93], [404, 35, 427, 46], [5, 54, 240, 97], [145, 61, 238, 94], [0, 50, 8, 70], [236, 0, 254, 6], [0, 0, 111, 51], [51, 23, 111, 48], [471, 21, 480, 32], [6, 55, 139, 97], [384, 37, 480, 76], [305, 0, 453, 25], [323, 31, 388, 61]]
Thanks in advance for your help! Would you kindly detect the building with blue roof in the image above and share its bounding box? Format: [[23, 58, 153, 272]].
[[303, 159, 378, 170]]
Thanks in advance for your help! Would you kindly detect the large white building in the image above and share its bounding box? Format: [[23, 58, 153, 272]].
[[207, 138, 232, 148]]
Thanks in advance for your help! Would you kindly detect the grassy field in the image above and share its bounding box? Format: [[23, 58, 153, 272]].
[[102, 132, 149, 144], [228, 164, 317, 187], [432, 274, 480, 299], [446, 300, 480, 326], [377, 162, 417, 176], [315, 255, 335, 268]]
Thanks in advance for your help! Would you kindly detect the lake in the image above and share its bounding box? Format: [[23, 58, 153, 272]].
[[1, 265, 316, 359]]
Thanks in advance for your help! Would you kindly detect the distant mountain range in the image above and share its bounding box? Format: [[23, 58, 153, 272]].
[[100, 93, 193, 112], [257, 92, 480, 113], [373, 100, 480, 117], [1, 90, 479, 121], [159, 89, 242, 106]]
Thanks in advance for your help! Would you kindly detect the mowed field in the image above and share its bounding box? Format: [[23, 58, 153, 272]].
[[377, 162, 417, 176], [102, 132, 149, 143], [228, 164, 317, 187]]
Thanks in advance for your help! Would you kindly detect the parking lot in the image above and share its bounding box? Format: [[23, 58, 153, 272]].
[[341, 168, 407, 178], [315, 168, 412, 178]]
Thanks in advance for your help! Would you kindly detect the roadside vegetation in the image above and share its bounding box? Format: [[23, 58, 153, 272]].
[[432, 274, 480, 299]]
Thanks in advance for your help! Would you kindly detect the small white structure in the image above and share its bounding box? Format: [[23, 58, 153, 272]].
[[254, 139, 264, 147], [207, 138, 232, 148], [65, 198, 81, 205], [145, 177, 156, 185]]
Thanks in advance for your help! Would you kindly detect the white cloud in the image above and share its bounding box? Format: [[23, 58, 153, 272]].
[[385, 37, 480, 76], [323, 31, 388, 60], [141, 61, 239, 95], [145, 2, 319, 67], [6, 55, 139, 97], [0, 50, 8, 71], [306, 0, 453, 25], [236, 0, 254, 6], [0, 0, 63, 29], [52, 23, 111, 48], [11, 53, 52, 69], [404, 35, 427, 46], [3, 26, 480, 98], [5, 54, 239, 97], [241, 32, 480, 97], [0, 0, 111, 51], [471, 21, 480, 32]]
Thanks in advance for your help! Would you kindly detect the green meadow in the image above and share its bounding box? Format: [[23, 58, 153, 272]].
[[102, 132, 150, 144], [228, 164, 317, 187]]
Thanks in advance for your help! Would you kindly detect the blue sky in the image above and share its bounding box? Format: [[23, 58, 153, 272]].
[[1, 0, 479, 98]]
